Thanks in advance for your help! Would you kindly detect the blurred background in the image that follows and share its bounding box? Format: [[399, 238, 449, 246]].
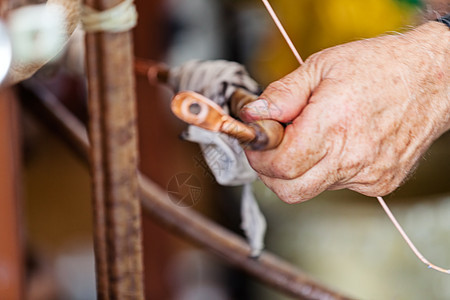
[[1, 0, 449, 299]]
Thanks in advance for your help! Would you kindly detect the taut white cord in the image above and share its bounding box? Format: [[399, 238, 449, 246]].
[[261, 0, 303, 65], [377, 196, 450, 274], [82, 0, 137, 33]]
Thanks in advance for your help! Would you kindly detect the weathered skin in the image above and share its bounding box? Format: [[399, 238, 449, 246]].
[[242, 21, 450, 203]]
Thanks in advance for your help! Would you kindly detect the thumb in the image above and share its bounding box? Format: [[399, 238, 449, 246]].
[[241, 67, 314, 123]]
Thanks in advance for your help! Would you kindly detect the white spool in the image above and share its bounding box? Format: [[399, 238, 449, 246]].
[[0, 21, 12, 85], [8, 4, 67, 64], [82, 0, 137, 33]]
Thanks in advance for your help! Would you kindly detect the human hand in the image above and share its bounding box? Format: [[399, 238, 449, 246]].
[[242, 21, 449, 203]]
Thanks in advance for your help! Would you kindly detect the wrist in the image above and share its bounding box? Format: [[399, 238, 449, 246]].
[[410, 20, 450, 51], [406, 21, 450, 133]]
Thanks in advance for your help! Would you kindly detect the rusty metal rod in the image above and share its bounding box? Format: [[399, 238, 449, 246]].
[[20, 79, 354, 300], [0, 88, 24, 300], [134, 58, 169, 84], [84, 0, 145, 297]]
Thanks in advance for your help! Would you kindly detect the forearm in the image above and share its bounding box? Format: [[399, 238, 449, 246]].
[[410, 20, 450, 132]]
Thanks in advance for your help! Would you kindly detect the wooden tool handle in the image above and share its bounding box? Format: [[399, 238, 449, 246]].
[[248, 120, 284, 150], [231, 88, 285, 151], [135, 61, 285, 150]]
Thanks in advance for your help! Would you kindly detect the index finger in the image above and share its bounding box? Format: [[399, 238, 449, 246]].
[[240, 66, 315, 123]]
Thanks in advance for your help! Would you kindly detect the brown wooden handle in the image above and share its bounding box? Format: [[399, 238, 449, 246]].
[[139, 60, 287, 151], [231, 88, 285, 150], [230, 88, 258, 119], [248, 119, 284, 150]]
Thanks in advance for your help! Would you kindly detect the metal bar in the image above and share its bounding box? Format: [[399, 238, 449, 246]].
[[20, 79, 354, 300], [83, 0, 145, 297], [0, 89, 24, 300]]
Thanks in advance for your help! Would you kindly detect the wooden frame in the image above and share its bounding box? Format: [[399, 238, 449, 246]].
[[0, 89, 24, 300], [84, 0, 144, 297]]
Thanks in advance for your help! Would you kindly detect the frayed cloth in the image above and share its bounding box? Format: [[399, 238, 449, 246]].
[[168, 60, 266, 256]]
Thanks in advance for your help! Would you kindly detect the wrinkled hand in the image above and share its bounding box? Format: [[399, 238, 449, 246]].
[[242, 21, 450, 203]]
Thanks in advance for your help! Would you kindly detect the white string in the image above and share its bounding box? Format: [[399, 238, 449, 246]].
[[377, 196, 450, 274], [261, 0, 303, 65], [260, 0, 450, 275], [82, 0, 137, 33]]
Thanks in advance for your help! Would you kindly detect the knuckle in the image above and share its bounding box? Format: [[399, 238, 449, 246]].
[[305, 50, 324, 64], [273, 180, 323, 204], [350, 171, 401, 197], [304, 50, 330, 70], [263, 178, 301, 204], [262, 80, 293, 113], [366, 184, 396, 197], [356, 166, 384, 185], [270, 156, 299, 180], [274, 187, 301, 204], [265, 79, 292, 97], [375, 174, 404, 196]]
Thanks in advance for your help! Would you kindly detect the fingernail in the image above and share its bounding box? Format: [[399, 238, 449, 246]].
[[242, 99, 270, 117]]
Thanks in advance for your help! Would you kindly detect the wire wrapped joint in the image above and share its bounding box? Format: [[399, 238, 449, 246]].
[[82, 0, 137, 33]]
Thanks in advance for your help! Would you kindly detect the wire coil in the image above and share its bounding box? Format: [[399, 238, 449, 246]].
[[82, 0, 137, 33]]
